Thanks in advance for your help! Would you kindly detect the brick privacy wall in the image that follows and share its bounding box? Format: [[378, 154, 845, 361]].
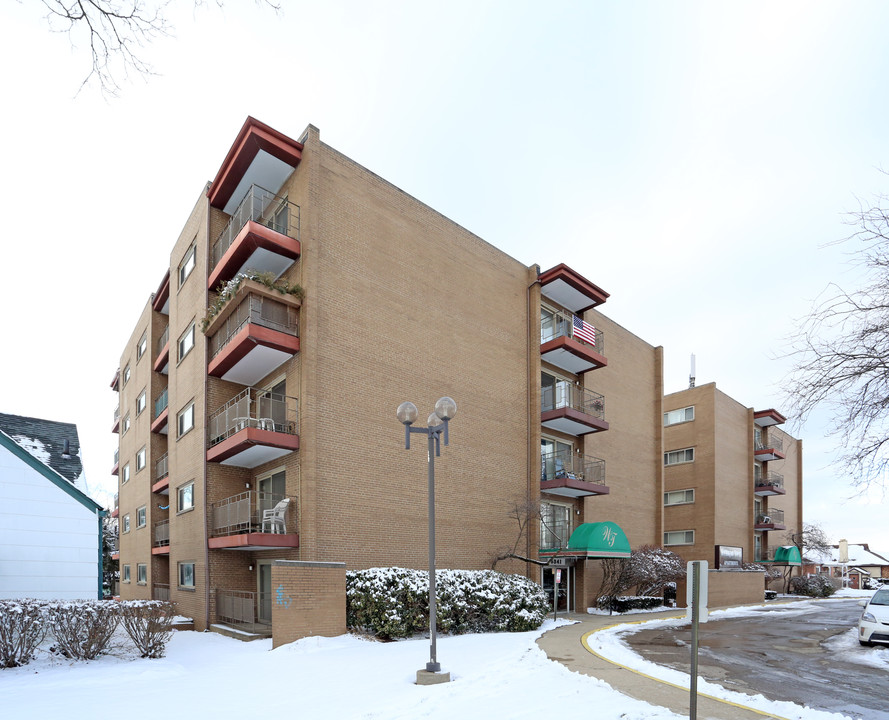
[[675, 569, 764, 609], [271, 561, 346, 648]]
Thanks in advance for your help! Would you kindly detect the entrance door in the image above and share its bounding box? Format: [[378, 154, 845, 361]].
[[258, 561, 273, 625], [542, 566, 573, 612]]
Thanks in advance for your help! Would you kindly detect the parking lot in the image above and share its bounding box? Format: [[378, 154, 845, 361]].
[[625, 598, 889, 719]]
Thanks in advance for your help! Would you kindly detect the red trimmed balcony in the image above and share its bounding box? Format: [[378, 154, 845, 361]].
[[154, 325, 169, 375], [541, 385, 609, 435], [208, 186, 301, 289], [754, 408, 787, 427], [755, 508, 786, 531], [152, 270, 170, 315], [151, 388, 169, 434], [754, 471, 786, 496], [208, 491, 298, 551], [541, 451, 608, 498], [205, 280, 300, 386], [110, 369, 120, 392], [111, 406, 120, 433], [754, 433, 785, 461], [540, 308, 607, 374], [207, 387, 299, 468], [152, 453, 169, 494], [111, 449, 119, 476], [152, 519, 170, 554], [539, 264, 609, 313]]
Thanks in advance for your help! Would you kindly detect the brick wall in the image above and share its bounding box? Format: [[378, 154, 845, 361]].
[[675, 569, 765, 609], [271, 561, 346, 648]]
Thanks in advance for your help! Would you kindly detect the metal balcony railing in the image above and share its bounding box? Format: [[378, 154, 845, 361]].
[[208, 293, 299, 359], [155, 387, 168, 418], [113, 406, 120, 423], [113, 448, 119, 465], [541, 384, 605, 420], [152, 583, 170, 602], [755, 472, 784, 490], [541, 450, 606, 486], [157, 324, 169, 356], [154, 519, 170, 547], [155, 452, 168, 481], [755, 433, 784, 452], [209, 491, 296, 537], [207, 387, 298, 447], [216, 589, 271, 631], [756, 508, 785, 526], [211, 185, 301, 269], [540, 308, 604, 352]]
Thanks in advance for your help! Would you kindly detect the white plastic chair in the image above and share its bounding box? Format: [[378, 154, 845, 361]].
[[261, 497, 290, 534]]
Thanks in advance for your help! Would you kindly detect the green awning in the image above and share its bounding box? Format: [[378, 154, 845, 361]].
[[565, 521, 631, 558], [771, 545, 802, 566]]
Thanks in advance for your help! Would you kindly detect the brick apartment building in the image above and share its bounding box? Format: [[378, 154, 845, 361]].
[[111, 117, 801, 631]]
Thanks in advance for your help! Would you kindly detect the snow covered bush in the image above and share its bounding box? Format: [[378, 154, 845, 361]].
[[595, 596, 664, 613], [346, 568, 549, 640], [0, 600, 49, 668], [119, 601, 176, 658], [789, 574, 839, 598], [47, 601, 120, 660]]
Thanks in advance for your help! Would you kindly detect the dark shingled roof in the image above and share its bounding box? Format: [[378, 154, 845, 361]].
[[0, 412, 83, 484]]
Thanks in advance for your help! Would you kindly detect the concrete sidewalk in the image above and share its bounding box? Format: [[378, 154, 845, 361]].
[[536, 611, 787, 720]]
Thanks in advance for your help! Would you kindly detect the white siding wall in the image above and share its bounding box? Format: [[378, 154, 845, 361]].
[[0, 443, 99, 600]]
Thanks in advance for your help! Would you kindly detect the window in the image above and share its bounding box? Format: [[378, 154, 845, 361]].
[[137, 332, 147, 360], [541, 436, 573, 481], [664, 406, 694, 426], [123, 514, 130, 533], [664, 448, 695, 466], [178, 562, 195, 589], [122, 413, 131, 435], [664, 489, 695, 506], [136, 446, 146, 471], [137, 506, 146, 528], [179, 244, 196, 286], [178, 322, 195, 361], [664, 530, 695, 546], [540, 502, 571, 549], [177, 482, 194, 513], [122, 565, 131, 583], [136, 390, 147, 416], [123, 364, 131, 385], [541, 371, 572, 413], [178, 402, 195, 437], [137, 563, 147, 585], [122, 463, 130, 483]]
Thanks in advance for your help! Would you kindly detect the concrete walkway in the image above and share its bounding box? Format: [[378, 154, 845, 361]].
[[536, 611, 788, 720]]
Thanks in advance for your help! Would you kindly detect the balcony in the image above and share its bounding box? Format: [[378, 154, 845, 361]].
[[206, 282, 300, 386], [207, 387, 299, 468], [540, 308, 607, 374], [152, 270, 170, 315], [215, 588, 272, 635], [208, 186, 301, 290], [110, 368, 120, 392], [754, 471, 786, 496], [151, 388, 169, 434], [754, 408, 787, 427], [540, 450, 608, 498], [208, 491, 298, 550], [111, 448, 119, 476], [539, 264, 609, 314], [111, 406, 120, 433], [111, 493, 119, 519], [541, 384, 609, 436], [152, 453, 169, 494], [754, 433, 785, 461], [152, 519, 170, 554], [152, 583, 170, 602], [154, 325, 170, 375], [755, 508, 786, 531]]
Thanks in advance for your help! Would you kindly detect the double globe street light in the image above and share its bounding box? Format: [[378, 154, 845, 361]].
[[396, 396, 457, 683]]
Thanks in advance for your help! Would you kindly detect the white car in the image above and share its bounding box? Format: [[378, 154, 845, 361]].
[[858, 588, 889, 646]]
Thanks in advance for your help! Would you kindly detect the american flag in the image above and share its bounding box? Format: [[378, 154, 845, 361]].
[[573, 315, 597, 346]]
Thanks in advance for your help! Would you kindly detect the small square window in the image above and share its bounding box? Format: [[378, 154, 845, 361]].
[[178, 402, 195, 437], [123, 514, 130, 533], [137, 563, 147, 585], [122, 414, 131, 435], [137, 506, 146, 528], [122, 463, 131, 483], [136, 447, 146, 471], [136, 390, 147, 416], [137, 332, 147, 360], [178, 322, 195, 362], [122, 565, 131, 583], [179, 244, 196, 286], [178, 482, 194, 513], [178, 562, 195, 589], [123, 364, 131, 385]]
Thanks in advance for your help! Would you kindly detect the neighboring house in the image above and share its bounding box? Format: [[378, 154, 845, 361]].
[[0, 414, 104, 600], [803, 543, 889, 588]]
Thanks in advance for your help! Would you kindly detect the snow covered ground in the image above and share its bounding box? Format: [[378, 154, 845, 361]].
[[1, 589, 884, 720]]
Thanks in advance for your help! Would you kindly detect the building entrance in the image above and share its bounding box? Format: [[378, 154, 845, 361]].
[[542, 566, 574, 613]]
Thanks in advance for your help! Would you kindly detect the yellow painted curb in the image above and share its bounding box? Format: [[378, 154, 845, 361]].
[[580, 615, 792, 720]]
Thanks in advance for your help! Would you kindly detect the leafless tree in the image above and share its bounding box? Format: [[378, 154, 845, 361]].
[[35, 1, 280, 95], [490, 498, 561, 570], [784, 182, 889, 490], [786, 522, 834, 560]]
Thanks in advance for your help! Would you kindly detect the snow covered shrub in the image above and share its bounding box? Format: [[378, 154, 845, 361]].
[[764, 590, 778, 600], [346, 568, 549, 640], [595, 596, 663, 613], [789, 575, 839, 598], [119, 601, 176, 658], [47, 601, 120, 660], [0, 600, 49, 668]]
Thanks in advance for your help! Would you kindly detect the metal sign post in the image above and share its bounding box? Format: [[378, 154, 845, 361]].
[[686, 560, 709, 720]]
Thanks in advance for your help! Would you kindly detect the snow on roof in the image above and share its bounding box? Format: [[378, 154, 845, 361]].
[[806, 543, 889, 567]]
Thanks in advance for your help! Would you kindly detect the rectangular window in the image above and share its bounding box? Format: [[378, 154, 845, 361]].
[[178, 562, 195, 589], [177, 482, 195, 512], [122, 414, 131, 435], [137, 563, 147, 585], [664, 489, 695, 506], [178, 322, 195, 361], [123, 514, 130, 533], [123, 364, 131, 385], [664, 406, 694, 426], [137, 332, 147, 360], [664, 530, 695, 546], [136, 446, 146, 471], [122, 565, 131, 583], [179, 244, 196, 286], [136, 390, 147, 416], [664, 448, 695, 466], [540, 502, 571, 549], [178, 402, 195, 437], [137, 506, 146, 528], [122, 463, 131, 483]]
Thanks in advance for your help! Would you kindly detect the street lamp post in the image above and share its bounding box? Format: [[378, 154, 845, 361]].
[[396, 396, 457, 681]]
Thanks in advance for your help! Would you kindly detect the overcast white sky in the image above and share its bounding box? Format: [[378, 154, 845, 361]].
[[1, 1, 887, 555]]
